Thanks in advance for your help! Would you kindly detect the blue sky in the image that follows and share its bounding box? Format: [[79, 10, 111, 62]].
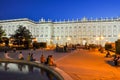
[[0, 0, 120, 21]]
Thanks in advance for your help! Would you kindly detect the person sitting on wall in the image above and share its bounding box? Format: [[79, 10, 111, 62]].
[[45, 55, 50, 65], [48, 55, 57, 67], [18, 52, 24, 60], [30, 53, 36, 61], [4, 51, 13, 59], [27, 53, 31, 61], [40, 54, 46, 63]]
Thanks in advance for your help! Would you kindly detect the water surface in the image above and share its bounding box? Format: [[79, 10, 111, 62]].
[[0, 62, 58, 80]]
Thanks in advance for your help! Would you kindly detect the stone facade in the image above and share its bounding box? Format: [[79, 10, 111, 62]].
[[0, 17, 120, 46]]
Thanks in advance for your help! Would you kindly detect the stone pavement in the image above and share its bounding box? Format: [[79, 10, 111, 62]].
[[56, 49, 120, 80], [1, 49, 120, 80]]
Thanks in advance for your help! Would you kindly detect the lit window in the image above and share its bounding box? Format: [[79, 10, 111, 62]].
[[113, 35, 117, 37], [40, 34, 43, 37], [45, 35, 48, 37], [103, 35, 106, 37], [108, 35, 111, 37], [114, 25, 116, 27]]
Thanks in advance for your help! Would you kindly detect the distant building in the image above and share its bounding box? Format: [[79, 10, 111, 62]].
[[0, 17, 120, 46]]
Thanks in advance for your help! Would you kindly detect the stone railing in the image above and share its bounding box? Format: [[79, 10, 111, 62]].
[[0, 59, 64, 80]]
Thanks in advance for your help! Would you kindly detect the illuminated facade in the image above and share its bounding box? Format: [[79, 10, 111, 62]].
[[0, 17, 120, 46]]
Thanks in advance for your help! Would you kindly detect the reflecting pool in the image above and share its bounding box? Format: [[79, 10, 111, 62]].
[[0, 62, 58, 80]]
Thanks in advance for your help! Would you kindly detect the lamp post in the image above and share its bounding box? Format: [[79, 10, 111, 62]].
[[56, 36, 60, 45], [67, 37, 71, 45], [118, 34, 120, 39], [98, 36, 104, 46], [96, 36, 104, 46], [100, 36, 104, 45], [96, 37, 99, 46]]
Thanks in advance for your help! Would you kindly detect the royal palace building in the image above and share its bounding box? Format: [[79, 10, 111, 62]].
[[0, 17, 120, 46]]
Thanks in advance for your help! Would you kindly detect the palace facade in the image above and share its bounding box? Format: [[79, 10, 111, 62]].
[[0, 17, 120, 46]]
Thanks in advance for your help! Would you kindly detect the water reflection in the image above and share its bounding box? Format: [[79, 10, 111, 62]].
[[46, 71, 55, 80], [18, 63, 26, 71], [28, 65, 33, 72], [0, 62, 58, 80], [40, 68, 45, 75], [4, 63, 9, 71]]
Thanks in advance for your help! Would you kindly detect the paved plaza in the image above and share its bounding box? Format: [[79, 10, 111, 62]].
[[56, 49, 120, 80], [0, 49, 120, 80]]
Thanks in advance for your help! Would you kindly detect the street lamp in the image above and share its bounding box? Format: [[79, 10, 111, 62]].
[[96, 36, 104, 46], [56, 36, 60, 45], [99, 36, 104, 46], [96, 37, 99, 45], [50, 39, 53, 45], [118, 34, 120, 39], [67, 37, 71, 45], [9, 38, 14, 47], [33, 38, 37, 42]]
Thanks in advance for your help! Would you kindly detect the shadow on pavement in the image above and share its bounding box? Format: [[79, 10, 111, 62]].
[[106, 60, 115, 66]]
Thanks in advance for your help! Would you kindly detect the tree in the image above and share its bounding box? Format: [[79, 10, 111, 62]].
[[0, 26, 6, 43], [11, 25, 32, 48], [2, 37, 9, 46], [115, 39, 120, 54], [0, 26, 6, 38]]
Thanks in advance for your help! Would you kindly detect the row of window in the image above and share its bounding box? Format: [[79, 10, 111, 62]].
[[54, 30, 118, 34], [93, 35, 117, 37], [53, 35, 118, 38], [40, 27, 48, 29], [7, 34, 117, 38], [39, 34, 48, 37], [54, 25, 118, 30]]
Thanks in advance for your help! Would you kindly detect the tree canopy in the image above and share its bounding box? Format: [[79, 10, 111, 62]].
[[12, 25, 32, 40], [0, 26, 6, 39], [11, 25, 32, 48]]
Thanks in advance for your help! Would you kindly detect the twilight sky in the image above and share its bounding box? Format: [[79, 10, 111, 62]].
[[0, 0, 120, 21]]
